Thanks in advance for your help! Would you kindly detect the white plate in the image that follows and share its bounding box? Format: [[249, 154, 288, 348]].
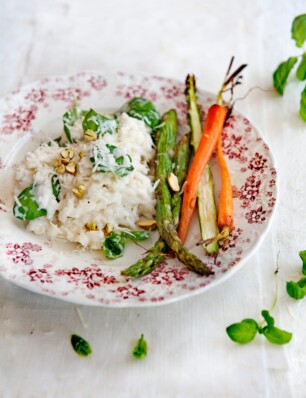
[[0, 71, 277, 307]]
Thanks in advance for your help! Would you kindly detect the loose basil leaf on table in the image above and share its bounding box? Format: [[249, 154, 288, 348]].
[[300, 86, 306, 122], [119, 97, 161, 130], [133, 334, 148, 360], [299, 250, 306, 275], [226, 319, 258, 344], [286, 277, 306, 300], [291, 14, 306, 48], [296, 53, 306, 81], [90, 144, 134, 177], [102, 230, 150, 259], [273, 56, 298, 95], [71, 334, 92, 357], [13, 185, 47, 221], [51, 175, 61, 202], [82, 109, 118, 137], [261, 326, 292, 345], [63, 104, 87, 143]]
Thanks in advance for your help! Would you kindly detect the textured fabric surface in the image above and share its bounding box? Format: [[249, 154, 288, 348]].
[[1, 0, 306, 396]]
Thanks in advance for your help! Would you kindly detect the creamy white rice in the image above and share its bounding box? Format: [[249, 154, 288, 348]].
[[14, 113, 156, 249]]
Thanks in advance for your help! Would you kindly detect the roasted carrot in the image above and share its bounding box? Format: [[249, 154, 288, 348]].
[[178, 104, 228, 243], [216, 134, 234, 233]]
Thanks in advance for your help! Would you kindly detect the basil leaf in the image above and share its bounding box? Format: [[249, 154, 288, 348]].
[[291, 14, 306, 48], [13, 185, 47, 221], [123, 230, 150, 241], [286, 277, 306, 300], [90, 144, 134, 177], [296, 53, 306, 81], [63, 104, 84, 143], [103, 230, 126, 259], [51, 175, 61, 202], [262, 326, 292, 345], [261, 310, 274, 328], [102, 230, 150, 259], [71, 334, 92, 357], [82, 109, 117, 137], [273, 57, 298, 95], [133, 334, 148, 359], [300, 250, 306, 275], [226, 319, 258, 344], [300, 85, 306, 122], [120, 97, 161, 130]]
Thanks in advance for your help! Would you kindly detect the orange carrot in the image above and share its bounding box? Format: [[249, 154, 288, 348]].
[[216, 134, 234, 232], [178, 104, 228, 243]]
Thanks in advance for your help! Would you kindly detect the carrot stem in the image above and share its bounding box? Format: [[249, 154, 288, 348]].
[[178, 104, 228, 243]]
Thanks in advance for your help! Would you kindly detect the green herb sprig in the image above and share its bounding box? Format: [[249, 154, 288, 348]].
[[102, 230, 150, 259], [70, 334, 92, 357], [226, 269, 292, 346], [132, 334, 148, 359], [286, 250, 306, 300], [273, 14, 306, 121]]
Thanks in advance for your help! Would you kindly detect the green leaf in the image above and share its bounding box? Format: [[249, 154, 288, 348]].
[[291, 14, 306, 48], [82, 109, 118, 137], [296, 54, 306, 80], [300, 85, 306, 122], [63, 104, 84, 143], [299, 250, 306, 275], [226, 319, 258, 344], [102, 230, 150, 259], [133, 334, 148, 359], [286, 277, 306, 300], [13, 185, 47, 221], [120, 97, 161, 129], [51, 175, 61, 202], [273, 57, 298, 95], [262, 326, 292, 345], [261, 310, 274, 328], [102, 230, 126, 259], [90, 144, 134, 177], [70, 334, 92, 357]]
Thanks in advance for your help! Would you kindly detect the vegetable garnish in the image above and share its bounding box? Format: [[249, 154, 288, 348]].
[[13, 185, 47, 221], [133, 334, 148, 359], [272, 14, 306, 121], [120, 97, 161, 130], [63, 103, 86, 143], [185, 75, 219, 254], [226, 311, 292, 346], [227, 266, 292, 346], [82, 109, 118, 137], [286, 250, 306, 300], [90, 143, 134, 178], [102, 230, 150, 259], [51, 175, 61, 202], [71, 334, 92, 357]]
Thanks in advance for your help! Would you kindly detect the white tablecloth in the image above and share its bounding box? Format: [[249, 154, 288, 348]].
[[1, 0, 306, 396]]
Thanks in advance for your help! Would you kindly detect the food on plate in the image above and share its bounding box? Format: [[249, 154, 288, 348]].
[[13, 99, 159, 250]]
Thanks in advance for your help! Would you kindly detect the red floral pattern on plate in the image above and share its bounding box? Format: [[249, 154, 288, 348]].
[[0, 71, 278, 307]]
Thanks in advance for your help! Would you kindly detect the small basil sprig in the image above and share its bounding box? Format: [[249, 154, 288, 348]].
[[71, 334, 92, 357], [82, 109, 118, 137], [13, 185, 47, 221], [273, 14, 306, 121], [286, 250, 306, 300], [63, 104, 86, 143], [119, 97, 161, 130], [226, 310, 292, 346], [102, 230, 150, 259], [133, 334, 148, 360], [51, 175, 61, 202], [90, 144, 134, 178]]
